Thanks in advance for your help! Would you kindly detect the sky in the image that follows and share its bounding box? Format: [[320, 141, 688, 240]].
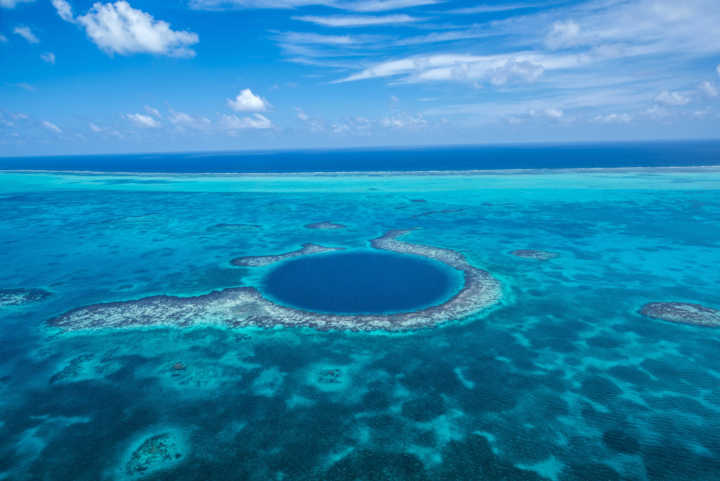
[[1, 0, 720, 156]]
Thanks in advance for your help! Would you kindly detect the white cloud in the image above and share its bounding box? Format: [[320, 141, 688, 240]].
[[41, 52, 56, 64], [89, 122, 103, 132], [293, 14, 419, 27], [221, 113, 272, 130], [296, 108, 310, 121], [13, 26, 39, 43], [717, 64, 720, 77], [190, 0, 434, 11], [338, 52, 575, 84], [144, 105, 161, 117], [51, 0, 74, 21], [227, 89, 268, 112], [594, 113, 632, 124], [125, 113, 160, 127], [42, 120, 62, 133], [544, 20, 580, 50], [449, 2, 546, 15], [655, 90, 690, 106], [168, 111, 211, 129], [699, 81, 718, 98], [381, 113, 426, 128], [0, 0, 34, 8], [542, 108, 563, 119], [73, 1, 198, 57]]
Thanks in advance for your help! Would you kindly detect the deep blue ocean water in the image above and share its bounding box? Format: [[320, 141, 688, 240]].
[[261, 251, 459, 314], [1, 145, 720, 481], [2, 140, 720, 172]]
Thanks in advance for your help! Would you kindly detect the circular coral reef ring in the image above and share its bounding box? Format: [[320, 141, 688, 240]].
[[640, 302, 720, 328], [510, 249, 558, 260], [48, 230, 502, 333]]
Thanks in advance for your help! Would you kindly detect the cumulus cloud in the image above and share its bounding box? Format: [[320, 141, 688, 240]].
[[41, 52, 56, 64], [221, 113, 272, 130], [125, 113, 160, 127], [227, 89, 268, 112], [0, 0, 34, 8], [13, 26, 39, 43], [42, 120, 62, 133], [51, 0, 74, 21], [655, 90, 690, 106], [293, 14, 418, 27], [699, 80, 718, 97], [66, 1, 199, 57]]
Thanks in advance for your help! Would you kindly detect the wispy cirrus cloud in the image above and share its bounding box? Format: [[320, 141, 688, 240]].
[[42, 120, 62, 133], [0, 0, 34, 8], [293, 14, 420, 27], [13, 25, 39, 43], [190, 0, 436, 12]]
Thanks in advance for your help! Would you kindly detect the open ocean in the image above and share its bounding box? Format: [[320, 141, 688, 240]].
[[1, 142, 720, 480], [3, 140, 720, 172]]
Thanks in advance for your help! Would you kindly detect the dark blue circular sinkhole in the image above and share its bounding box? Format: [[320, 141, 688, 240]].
[[261, 251, 460, 314]]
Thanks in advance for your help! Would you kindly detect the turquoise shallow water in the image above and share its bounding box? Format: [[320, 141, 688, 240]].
[[1, 169, 720, 480]]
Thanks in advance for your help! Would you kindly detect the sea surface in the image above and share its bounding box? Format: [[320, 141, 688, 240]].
[[1, 147, 720, 480], [2, 140, 720, 173]]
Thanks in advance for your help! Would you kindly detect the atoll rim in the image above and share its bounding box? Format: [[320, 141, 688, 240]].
[[640, 302, 720, 327], [48, 230, 501, 332]]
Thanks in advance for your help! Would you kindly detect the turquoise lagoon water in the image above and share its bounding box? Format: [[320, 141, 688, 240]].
[[1, 169, 720, 480]]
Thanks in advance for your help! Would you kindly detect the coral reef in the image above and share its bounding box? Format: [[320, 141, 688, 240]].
[[125, 431, 185, 478], [304, 221, 346, 229], [49, 230, 501, 332], [510, 249, 558, 260], [231, 243, 343, 267], [640, 302, 720, 327], [0, 288, 51, 307]]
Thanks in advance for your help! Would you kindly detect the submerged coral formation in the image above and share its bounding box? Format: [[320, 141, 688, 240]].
[[125, 431, 186, 478], [304, 221, 346, 229], [231, 243, 343, 267], [640, 302, 720, 327], [48, 230, 501, 332], [0, 288, 51, 307], [510, 249, 558, 260]]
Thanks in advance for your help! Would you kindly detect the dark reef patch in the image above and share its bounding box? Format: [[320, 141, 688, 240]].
[[602, 429, 641, 454], [49, 230, 501, 332], [206, 223, 261, 232], [124, 430, 186, 478], [0, 287, 52, 307], [510, 249, 558, 260], [304, 221, 346, 229], [640, 302, 720, 327]]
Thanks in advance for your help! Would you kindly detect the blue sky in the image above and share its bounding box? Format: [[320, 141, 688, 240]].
[[1, 0, 720, 155]]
